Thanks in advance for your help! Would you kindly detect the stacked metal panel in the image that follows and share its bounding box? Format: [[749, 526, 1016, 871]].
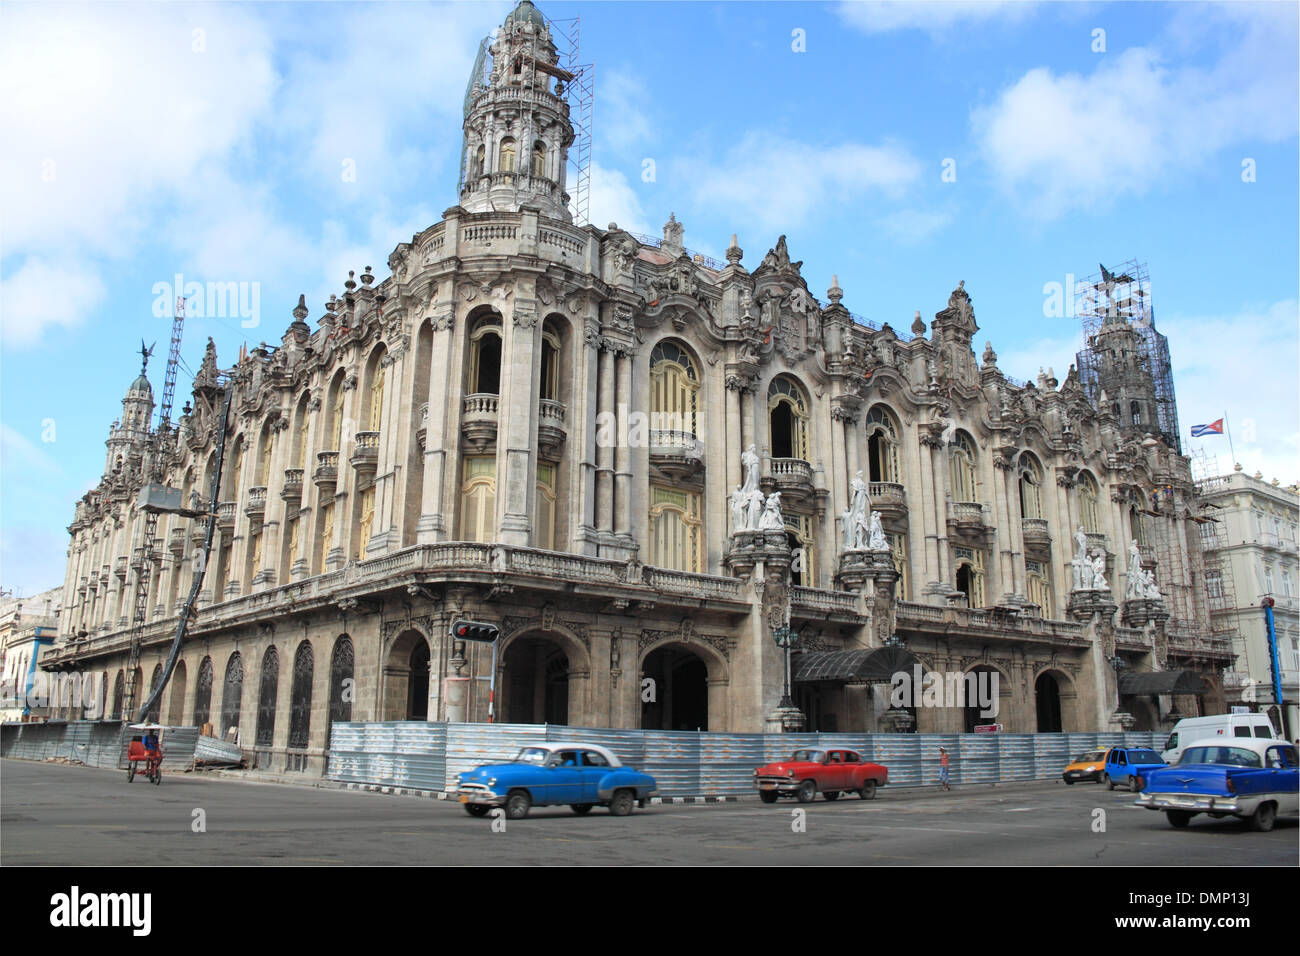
[[640, 731, 702, 797], [699, 733, 766, 796]]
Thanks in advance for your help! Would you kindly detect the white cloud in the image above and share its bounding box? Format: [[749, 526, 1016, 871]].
[[585, 162, 653, 235], [875, 208, 954, 245], [972, 10, 1299, 218], [675, 133, 921, 234], [0, 258, 107, 348], [839, 1, 1036, 35], [596, 70, 654, 152]]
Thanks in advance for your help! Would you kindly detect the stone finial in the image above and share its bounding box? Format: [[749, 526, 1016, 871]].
[[911, 310, 925, 336], [726, 233, 743, 266], [827, 274, 843, 305], [344, 271, 357, 292], [662, 213, 684, 256], [293, 294, 309, 321], [1254, 470, 1263, 479], [982, 340, 997, 367], [326, 295, 338, 314], [1234, 462, 1243, 471], [361, 266, 374, 287]]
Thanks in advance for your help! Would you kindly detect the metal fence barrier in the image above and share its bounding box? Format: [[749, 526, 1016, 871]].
[[326, 722, 1168, 797], [1, 720, 201, 770]]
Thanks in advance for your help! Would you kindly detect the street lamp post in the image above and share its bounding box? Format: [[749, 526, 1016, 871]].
[[773, 624, 799, 708]]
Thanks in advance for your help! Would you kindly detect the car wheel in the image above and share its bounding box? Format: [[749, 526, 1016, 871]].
[[464, 804, 490, 818], [796, 780, 817, 803], [859, 780, 878, 801], [1064, 778, 1075, 785], [1166, 810, 1193, 829], [1129, 775, 1141, 793], [1249, 802, 1277, 833], [570, 804, 594, 815], [759, 790, 779, 804], [823, 791, 840, 801], [504, 790, 531, 820], [609, 790, 635, 816], [1104, 774, 1114, 791]]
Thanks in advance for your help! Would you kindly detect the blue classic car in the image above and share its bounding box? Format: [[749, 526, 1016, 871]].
[[1136, 738, 1299, 831], [457, 743, 658, 819], [1102, 747, 1167, 792]]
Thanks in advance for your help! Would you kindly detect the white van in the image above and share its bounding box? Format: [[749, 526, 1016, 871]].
[[1161, 713, 1277, 764]]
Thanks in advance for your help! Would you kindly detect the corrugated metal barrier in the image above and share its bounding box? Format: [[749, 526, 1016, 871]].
[[324, 722, 1170, 797], [2, 720, 205, 771]]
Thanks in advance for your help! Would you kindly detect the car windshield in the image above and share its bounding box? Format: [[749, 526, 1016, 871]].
[[790, 750, 826, 763], [1075, 751, 1106, 762], [1179, 746, 1262, 768], [514, 747, 550, 765], [1129, 750, 1163, 764]]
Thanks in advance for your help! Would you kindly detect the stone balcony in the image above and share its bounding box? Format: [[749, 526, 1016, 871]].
[[99, 565, 110, 586], [1086, 532, 1108, 554], [114, 556, 129, 579], [168, 527, 186, 555], [649, 429, 704, 479], [350, 432, 380, 475], [768, 457, 813, 501], [869, 482, 906, 517], [314, 451, 339, 493], [417, 403, 429, 452], [896, 600, 1088, 646], [537, 399, 567, 458], [281, 468, 304, 502], [947, 501, 987, 535], [1021, 517, 1051, 548], [245, 486, 267, 519], [131, 545, 158, 570], [216, 501, 237, 531], [461, 394, 499, 453]]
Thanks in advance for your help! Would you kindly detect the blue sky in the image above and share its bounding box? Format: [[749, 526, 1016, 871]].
[[2, 0, 1298, 596]]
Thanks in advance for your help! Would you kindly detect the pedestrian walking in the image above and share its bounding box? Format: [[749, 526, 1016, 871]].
[[938, 746, 950, 791]]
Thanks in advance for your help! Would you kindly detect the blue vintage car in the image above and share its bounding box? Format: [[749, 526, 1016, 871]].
[[457, 743, 658, 819], [1136, 738, 1299, 831], [1102, 747, 1166, 792]]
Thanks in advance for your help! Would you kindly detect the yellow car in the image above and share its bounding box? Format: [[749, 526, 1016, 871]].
[[1062, 749, 1110, 785]]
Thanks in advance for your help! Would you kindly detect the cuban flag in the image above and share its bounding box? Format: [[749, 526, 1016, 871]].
[[1191, 419, 1224, 438]]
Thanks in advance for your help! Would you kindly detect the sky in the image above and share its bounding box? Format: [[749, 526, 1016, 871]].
[[1, 0, 1298, 596]]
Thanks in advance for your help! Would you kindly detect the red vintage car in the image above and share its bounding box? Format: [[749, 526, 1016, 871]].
[[754, 748, 889, 803]]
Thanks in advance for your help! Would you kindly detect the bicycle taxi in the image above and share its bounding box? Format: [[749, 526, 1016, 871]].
[[126, 723, 164, 785]]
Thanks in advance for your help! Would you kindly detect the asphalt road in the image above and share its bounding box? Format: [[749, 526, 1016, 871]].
[[3, 758, 1296, 865]]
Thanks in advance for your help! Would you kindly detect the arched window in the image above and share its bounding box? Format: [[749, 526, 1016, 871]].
[[786, 512, 816, 587], [328, 635, 355, 731], [255, 647, 279, 749], [1026, 559, 1053, 618], [471, 144, 485, 179], [146, 664, 163, 724], [368, 358, 385, 431], [461, 457, 496, 543], [954, 548, 986, 608], [768, 377, 809, 461], [288, 641, 314, 754], [866, 405, 901, 484], [470, 318, 502, 395], [193, 657, 213, 727], [649, 485, 702, 573], [220, 652, 244, 741], [1129, 506, 1146, 547], [1078, 473, 1101, 534], [498, 137, 516, 173], [889, 533, 910, 601], [112, 670, 125, 720], [535, 462, 556, 550], [256, 424, 273, 486], [531, 140, 546, 177], [650, 341, 700, 446], [330, 375, 346, 450], [539, 324, 561, 402], [951, 432, 978, 503], [1018, 454, 1043, 521], [357, 487, 375, 560], [1130, 400, 1142, 427]]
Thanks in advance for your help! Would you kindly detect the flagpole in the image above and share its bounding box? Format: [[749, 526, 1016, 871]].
[[1223, 410, 1237, 469]]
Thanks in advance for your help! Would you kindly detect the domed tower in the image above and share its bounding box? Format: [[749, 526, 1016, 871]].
[[458, 0, 576, 220], [105, 346, 156, 476]]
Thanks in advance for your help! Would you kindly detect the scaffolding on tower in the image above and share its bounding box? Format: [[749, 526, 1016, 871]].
[[1075, 259, 1181, 453], [549, 15, 593, 226]]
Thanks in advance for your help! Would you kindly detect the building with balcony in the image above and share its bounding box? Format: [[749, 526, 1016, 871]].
[[42, 2, 1231, 771], [1195, 469, 1299, 736]]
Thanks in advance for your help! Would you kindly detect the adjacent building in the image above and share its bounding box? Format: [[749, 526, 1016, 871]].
[[0, 588, 63, 722], [40, 1, 1232, 772]]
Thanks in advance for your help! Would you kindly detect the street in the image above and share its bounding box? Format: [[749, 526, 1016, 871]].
[[3, 758, 1296, 865]]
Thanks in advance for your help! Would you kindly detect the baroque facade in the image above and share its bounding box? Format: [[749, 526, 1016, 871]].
[[44, 2, 1231, 772]]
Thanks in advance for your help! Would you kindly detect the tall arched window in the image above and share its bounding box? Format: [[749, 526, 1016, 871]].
[[328, 635, 355, 732], [1026, 559, 1053, 617], [255, 646, 279, 750], [535, 462, 556, 550], [1130, 401, 1142, 426], [1078, 473, 1101, 534], [288, 641, 314, 754], [146, 664, 163, 724], [368, 359, 385, 431], [954, 547, 986, 608], [650, 341, 700, 446], [471, 144, 484, 179], [888, 533, 910, 601], [193, 657, 213, 727], [357, 487, 375, 560], [498, 137, 516, 173], [531, 140, 546, 177], [256, 424, 273, 486], [866, 405, 901, 484], [1018, 454, 1043, 521], [786, 513, 816, 587], [768, 377, 809, 461], [112, 670, 125, 720], [649, 485, 703, 573], [539, 323, 561, 401], [330, 375, 346, 450], [220, 652, 244, 740], [951, 432, 978, 503], [318, 503, 335, 573], [470, 318, 502, 395], [461, 457, 497, 543]]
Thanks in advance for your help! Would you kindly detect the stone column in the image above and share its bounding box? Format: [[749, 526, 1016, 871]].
[[417, 305, 456, 544], [595, 345, 615, 538], [613, 348, 633, 545]]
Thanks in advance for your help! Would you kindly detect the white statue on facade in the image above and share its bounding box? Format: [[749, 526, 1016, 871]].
[[741, 444, 760, 493], [868, 511, 888, 551], [757, 492, 785, 531], [850, 470, 869, 519], [745, 488, 765, 531], [853, 504, 870, 550], [1141, 567, 1162, 601], [1125, 542, 1145, 600], [1072, 526, 1092, 590], [730, 486, 747, 533], [840, 506, 854, 552], [1091, 551, 1108, 591]]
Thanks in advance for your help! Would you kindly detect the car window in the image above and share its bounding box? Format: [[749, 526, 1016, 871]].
[[1183, 746, 1262, 768], [580, 750, 610, 767], [1254, 726, 1272, 739], [547, 749, 581, 767], [843, 752, 859, 763], [1283, 746, 1299, 768], [1130, 750, 1163, 764], [516, 747, 549, 765], [1234, 726, 1251, 738], [1116, 752, 1127, 765], [1265, 747, 1288, 769], [791, 750, 825, 763], [828, 752, 842, 764], [1165, 733, 1177, 750]]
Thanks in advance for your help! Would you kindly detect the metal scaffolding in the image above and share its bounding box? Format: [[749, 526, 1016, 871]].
[[551, 16, 593, 226], [1075, 259, 1182, 453]]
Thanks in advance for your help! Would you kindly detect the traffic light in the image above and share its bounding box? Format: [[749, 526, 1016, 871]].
[[450, 619, 500, 643]]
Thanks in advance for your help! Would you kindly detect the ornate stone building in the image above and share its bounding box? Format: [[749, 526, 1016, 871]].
[[45, 2, 1230, 771]]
